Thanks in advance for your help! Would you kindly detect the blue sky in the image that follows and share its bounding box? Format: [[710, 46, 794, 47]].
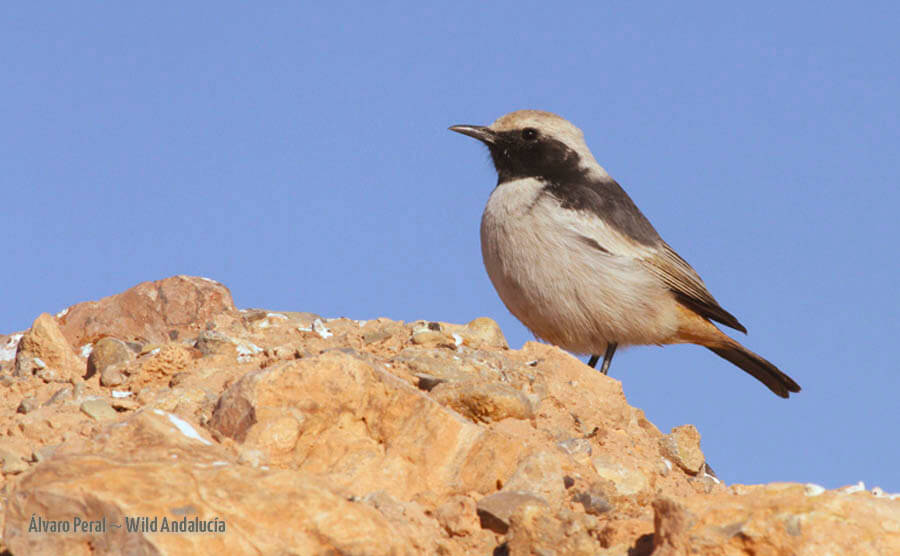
[[3, 4, 899, 491]]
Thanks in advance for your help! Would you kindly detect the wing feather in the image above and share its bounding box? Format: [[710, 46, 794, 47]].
[[546, 183, 747, 333], [639, 243, 747, 333]]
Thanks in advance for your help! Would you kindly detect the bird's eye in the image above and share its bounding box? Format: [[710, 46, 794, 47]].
[[522, 128, 538, 141]]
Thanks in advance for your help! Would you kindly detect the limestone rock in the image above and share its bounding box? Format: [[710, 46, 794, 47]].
[[434, 494, 482, 538], [361, 490, 447, 554], [477, 491, 548, 534], [411, 328, 456, 348], [502, 450, 571, 508], [80, 399, 117, 421], [460, 316, 508, 349], [5, 458, 416, 555], [100, 364, 127, 387], [136, 343, 195, 383], [652, 485, 900, 556], [592, 454, 650, 496], [208, 350, 524, 499], [194, 330, 237, 357], [13, 313, 83, 381], [574, 488, 613, 516], [57, 275, 240, 348], [659, 424, 704, 475], [506, 504, 599, 556], [86, 337, 132, 380], [431, 380, 535, 423], [0, 276, 894, 556]]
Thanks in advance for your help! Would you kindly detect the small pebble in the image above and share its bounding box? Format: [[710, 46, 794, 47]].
[[80, 399, 118, 421], [46, 386, 74, 406], [411, 330, 455, 347], [100, 365, 126, 387], [573, 491, 613, 515], [17, 397, 38, 414]]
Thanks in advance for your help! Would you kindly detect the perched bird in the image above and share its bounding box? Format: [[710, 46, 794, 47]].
[[449, 110, 800, 398]]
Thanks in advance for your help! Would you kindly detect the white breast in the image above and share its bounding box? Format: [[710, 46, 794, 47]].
[[480, 178, 679, 353]]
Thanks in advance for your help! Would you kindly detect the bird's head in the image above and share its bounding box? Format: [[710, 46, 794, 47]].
[[449, 110, 608, 184]]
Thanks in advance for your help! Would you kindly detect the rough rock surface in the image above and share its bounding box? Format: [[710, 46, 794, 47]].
[[57, 275, 240, 348], [0, 276, 897, 555], [13, 313, 83, 382]]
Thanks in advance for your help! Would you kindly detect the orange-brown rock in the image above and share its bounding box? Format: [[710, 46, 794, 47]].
[[4, 414, 417, 555], [208, 349, 526, 498], [652, 484, 900, 556], [660, 424, 705, 475], [13, 313, 83, 381], [459, 316, 509, 349], [86, 336, 132, 380], [57, 275, 240, 348], [1, 276, 898, 555]]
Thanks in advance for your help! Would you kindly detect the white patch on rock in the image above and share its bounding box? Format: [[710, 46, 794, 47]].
[[592, 456, 648, 495], [111, 390, 133, 398], [153, 409, 212, 446], [840, 481, 866, 494], [357, 320, 368, 327], [312, 318, 333, 339], [662, 458, 673, 472], [871, 486, 900, 499], [452, 333, 463, 347], [804, 483, 826, 497], [257, 312, 289, 329], [80, 343, 94, 358], [236, 342, 262, 363], [0, 333, 24, 361], [32, 357, 47, 369], [55, 307, 69, 318]]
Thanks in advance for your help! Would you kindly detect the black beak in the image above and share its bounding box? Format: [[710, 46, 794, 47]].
[[448, 124, 497, 145]]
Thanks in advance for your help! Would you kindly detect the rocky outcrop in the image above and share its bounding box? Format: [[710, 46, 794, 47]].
[[13, 313, 83, 382], [0, 276, 897, 555]]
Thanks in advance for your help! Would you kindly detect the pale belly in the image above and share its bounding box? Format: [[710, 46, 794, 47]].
[[479, 179, 679, 354]]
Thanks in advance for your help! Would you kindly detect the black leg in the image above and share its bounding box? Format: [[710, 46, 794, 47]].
[[587, 354, 599, 368], [599, 343, 618, 375]]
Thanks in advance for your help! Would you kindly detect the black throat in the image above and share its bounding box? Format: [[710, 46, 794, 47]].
[[488, 130, 661, 247], [490, 131, 589, 186]]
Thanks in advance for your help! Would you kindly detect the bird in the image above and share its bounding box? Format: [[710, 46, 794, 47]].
[[449, 110, 801, 398]]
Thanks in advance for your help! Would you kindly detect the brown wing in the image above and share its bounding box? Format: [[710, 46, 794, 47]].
[[640, 243, 747, 333]]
